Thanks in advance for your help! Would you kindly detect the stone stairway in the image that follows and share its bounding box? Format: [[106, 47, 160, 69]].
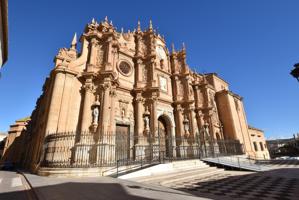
[[120, 159, 224, 187]]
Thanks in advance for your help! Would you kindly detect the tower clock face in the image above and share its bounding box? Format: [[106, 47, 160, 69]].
[[156, 46, 166, 60]]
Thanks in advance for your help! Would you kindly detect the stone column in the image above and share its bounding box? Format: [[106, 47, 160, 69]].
[[136, 59, 143, 85], [173, 76, 179, 101], [104, 37, 113, 70], [87, 38, 98, 71], [57, 73, 75, 132], [80, 78, 93, 132], [150, 97, 158, 137], [109, 88, 117, 133], [189, 107, 197, 138], [45, 70, 65, 134], [134, 95, 145, 159], [135, 95, 144, 137], [150, 58, 156, 87], [99, 83, 111, 134]]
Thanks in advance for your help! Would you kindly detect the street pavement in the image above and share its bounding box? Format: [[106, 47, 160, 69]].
[[22, 173, 210, 200], [1, 166, 299, 200], [0, 170, 33, 200]]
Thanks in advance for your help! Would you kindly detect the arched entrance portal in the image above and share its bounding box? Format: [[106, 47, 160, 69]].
[[158, 115, 172, 158]]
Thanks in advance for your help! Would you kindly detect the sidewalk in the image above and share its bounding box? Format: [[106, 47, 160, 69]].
[[22, 173, 210, 200]]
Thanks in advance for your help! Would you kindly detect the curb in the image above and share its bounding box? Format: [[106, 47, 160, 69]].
[[17, 170, 39, 200]]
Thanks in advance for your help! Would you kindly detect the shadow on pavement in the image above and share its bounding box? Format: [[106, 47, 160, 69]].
[[172, 168, 299, 200], [0, 181, 155, 200]]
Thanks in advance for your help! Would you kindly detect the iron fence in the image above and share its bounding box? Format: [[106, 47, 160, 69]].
[[41, 131, 244, 168]]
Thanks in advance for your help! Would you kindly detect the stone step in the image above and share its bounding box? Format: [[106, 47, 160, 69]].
[[171, 159, 205, 168], [165, 170, 230, 188], [160, 168, 224, 186], [135, 166, 217, 183], [119, 159, 208, 179]]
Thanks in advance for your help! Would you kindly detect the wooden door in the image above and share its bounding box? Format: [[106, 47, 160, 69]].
[[115, 124, 129, 163]]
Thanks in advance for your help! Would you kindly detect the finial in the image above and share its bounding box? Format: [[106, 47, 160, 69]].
[[71, 33, 77, 49], [149, 19, 153, 31], [91, 18, 96, 24], [133, 28, 136, 32], [105, 16, 108, 22], [110, 20, 113, 25], [121, 27, 124, 33], [137, 20, 141, 32], [182, 42, 186, 50], [171, 43, 175, 53], [128, 29, 131, 33]]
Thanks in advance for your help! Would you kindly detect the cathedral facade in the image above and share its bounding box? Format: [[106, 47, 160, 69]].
[[20, 18, 269, 175]]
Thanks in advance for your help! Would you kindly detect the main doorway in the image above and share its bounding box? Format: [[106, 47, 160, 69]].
[[115, 124, 130, 162], [158, 116, 171, 158]]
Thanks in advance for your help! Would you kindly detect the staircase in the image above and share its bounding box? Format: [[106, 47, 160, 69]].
[[119, 159, 224, 187]]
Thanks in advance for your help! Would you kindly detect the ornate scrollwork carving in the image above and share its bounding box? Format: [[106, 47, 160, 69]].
[[57, 48, 77, 61]]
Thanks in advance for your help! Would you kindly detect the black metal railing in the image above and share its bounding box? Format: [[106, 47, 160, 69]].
[[41, 131, 244, 168]]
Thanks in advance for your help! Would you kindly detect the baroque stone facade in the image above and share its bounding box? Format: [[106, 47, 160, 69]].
[[20, 18, 268, 174]]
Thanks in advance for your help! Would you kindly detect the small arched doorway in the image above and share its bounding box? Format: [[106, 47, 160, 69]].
[[158, 115, 171, 157]]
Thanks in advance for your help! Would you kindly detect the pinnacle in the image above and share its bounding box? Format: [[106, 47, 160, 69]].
[[149, 19, 153, 30], [71, 33, 77, 49], [137, 20, 141, 32], [171, 43, 176, 53]]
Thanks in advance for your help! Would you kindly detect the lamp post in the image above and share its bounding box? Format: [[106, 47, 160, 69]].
[[290, 63, 299, 82]]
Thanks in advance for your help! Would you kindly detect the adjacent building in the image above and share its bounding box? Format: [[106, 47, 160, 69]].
[[248, 126, 270, 159], [1, 117, 30, 165], [0, 132, 7, 159], [18, 18, 268, 175], [267, 134, 299, 158]]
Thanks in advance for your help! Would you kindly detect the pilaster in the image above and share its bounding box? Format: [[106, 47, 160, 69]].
[[80, 78, 94, 132]]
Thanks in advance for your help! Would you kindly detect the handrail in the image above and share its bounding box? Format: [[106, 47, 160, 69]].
[[116, 151, 165, 177]]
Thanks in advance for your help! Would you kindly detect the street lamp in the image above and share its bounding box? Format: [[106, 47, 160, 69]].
[[290, 63, 299, 82]]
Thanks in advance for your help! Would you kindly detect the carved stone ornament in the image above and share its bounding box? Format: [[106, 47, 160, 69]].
[[96, 46, 104, 66], [83, 82, 93, 92], [57, 48, 77, 61], [143, 66, 148, 81]]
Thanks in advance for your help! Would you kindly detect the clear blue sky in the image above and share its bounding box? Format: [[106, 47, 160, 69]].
[[0, 0, 298, 139]]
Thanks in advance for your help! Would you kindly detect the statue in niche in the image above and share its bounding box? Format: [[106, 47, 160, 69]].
[[143, 106, 150, 132], [92, 106, 99, 125], [144, 116, 150, 131], [121, 108, 125, 118]]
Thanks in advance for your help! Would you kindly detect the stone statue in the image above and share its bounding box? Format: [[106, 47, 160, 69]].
[[144, 116, 150, 131], [92, 106, 99, 125]]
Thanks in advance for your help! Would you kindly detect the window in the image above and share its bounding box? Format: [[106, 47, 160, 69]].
[[118, 61, 132, 76], [253, 142, 258, 151], [260, 142, 264, 151]]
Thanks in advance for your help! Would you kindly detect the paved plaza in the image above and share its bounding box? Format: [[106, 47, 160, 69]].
[[128, 162, 299, 200], [1, 163, 299, 200], [170, 169, 299, 200]]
